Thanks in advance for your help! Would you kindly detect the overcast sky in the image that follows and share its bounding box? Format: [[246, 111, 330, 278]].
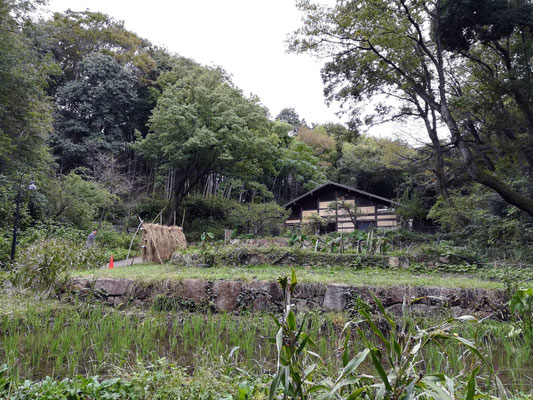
[[44, 1, 345, 122]]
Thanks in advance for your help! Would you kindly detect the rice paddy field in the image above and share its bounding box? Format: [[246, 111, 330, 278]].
[[1, 259, 532, 399], [0, 299, 532, 396]]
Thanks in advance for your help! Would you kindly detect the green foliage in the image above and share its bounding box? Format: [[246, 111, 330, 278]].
[[396, 189, 427, 221], [327, 199, 359, 226], [429, 188, 533, 261], [336, 137, 412, 197], [275, 107, 303, 128], [288, 233, 307, 248], [1, 223, 136, 265], [43, 9, 157, 83], [438, 0, 533, 52], [182, 195, 287, 241], [51, 52, 139, 170], [412, 241, 480, 265], [182, 195, 239, 241], [509, 288, 533, 334], [269, 268, 320, 400], [269, 270, 508, 400], [135, 61, 276, 214], [0, 0, 54, 179], [301, 213, 326, 235], [96, 229, 136, 250], [47, 172, 116, 229], [291, 0, 533, 216], [272, 140, 326, 204], [233, 202, 289, 236], [200, 231, 215, 265], [296, 126, 336, 168], [0, 359, 269, 400], [12, 239, 107, 290]]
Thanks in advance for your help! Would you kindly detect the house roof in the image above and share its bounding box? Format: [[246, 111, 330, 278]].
[[283, 181, 401, 208]]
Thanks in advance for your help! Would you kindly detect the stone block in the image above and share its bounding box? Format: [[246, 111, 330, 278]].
[[70, 278, 90, 291], [371, 286, 406, 307], [113, 296, 124, 306], [294, 283, 326, 299], [182, 279, 208, 302], [94, 279, 134, 296], [212, 280, 243, 312], [388, 257, 400, 268], [323, 284, 350, 311]]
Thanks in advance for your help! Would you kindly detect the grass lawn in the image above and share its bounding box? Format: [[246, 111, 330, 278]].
[[73, 263, 511, 290]]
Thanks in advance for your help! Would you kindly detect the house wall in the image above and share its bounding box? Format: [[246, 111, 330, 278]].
[[285, 186, 399, 232]]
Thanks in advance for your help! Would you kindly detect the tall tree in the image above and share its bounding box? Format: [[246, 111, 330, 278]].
[[0, 0, 53, 178], [134, 62, 276, 220], [291, 0, 533, 216], [51, 52, 138, 171], [42, 10, 156, 86], [276, 107, 304, 128]]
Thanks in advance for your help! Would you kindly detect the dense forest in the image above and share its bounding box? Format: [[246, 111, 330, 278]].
[[0, 0, 532, 263]]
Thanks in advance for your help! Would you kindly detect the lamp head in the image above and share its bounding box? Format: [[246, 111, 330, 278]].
[[27, 181, 37, 191]]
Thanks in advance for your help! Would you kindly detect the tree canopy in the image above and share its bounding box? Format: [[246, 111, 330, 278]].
[[290, 0, 533, 216]]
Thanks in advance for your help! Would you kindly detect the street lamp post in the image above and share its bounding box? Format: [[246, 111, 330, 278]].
[[10, 180, 37, 261]]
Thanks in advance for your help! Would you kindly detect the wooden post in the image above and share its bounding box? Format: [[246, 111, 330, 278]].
[[126, 217, 143, 262], [316, 196, 321, 234], [334, 190, 338, 231]]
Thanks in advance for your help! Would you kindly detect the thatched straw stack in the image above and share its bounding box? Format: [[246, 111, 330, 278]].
[[141, 223, 187, 263]]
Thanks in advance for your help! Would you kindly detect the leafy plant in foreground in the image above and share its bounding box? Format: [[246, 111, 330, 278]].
[[326, 296, 508, 400], [269, 268, 320, 400], [11, 239, 106, 290], [509, 288, 533, 334], [269, 269, 509, 399], [200, 231, 215, 265]]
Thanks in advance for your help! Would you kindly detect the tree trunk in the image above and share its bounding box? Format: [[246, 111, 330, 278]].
[[434, 6, 533, 216]]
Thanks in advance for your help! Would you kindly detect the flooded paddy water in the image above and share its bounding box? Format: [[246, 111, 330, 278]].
[[0, 304, 531, 395]]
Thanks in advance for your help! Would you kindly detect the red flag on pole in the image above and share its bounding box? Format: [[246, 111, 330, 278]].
[[108, 254, 114, 269]]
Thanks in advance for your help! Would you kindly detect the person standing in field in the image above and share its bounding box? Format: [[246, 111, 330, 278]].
[[86, 229, 98, 248]]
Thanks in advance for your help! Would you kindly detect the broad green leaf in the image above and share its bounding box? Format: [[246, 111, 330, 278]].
[[340, 348, 370, 379], [466, 366, 479, 400], [369, 349, 392, 392], [290, 267, 297, 291], [287, 310, 296, 331]]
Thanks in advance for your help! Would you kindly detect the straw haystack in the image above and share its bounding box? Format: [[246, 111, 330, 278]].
[[141, 223, 187, 263]]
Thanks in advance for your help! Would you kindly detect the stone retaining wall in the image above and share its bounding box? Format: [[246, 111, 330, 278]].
[[229, 238, 289, 247], [172, 249, 410, 269], [68, 277, 509, 319]]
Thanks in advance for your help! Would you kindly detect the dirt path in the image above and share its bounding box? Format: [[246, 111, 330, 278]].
[[104, 256, 143, 268]]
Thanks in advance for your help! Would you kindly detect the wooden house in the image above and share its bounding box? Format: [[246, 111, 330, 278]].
[[284, 181, 400, 232]]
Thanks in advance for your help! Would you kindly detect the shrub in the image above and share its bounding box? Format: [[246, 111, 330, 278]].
[[12, 239, 107, 290], [301, 212, 326, 235], [509, 288, 533, 334], [46, 172, 116, 229], [182, 195, 287, 240], [182, 195, 237, 241]]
